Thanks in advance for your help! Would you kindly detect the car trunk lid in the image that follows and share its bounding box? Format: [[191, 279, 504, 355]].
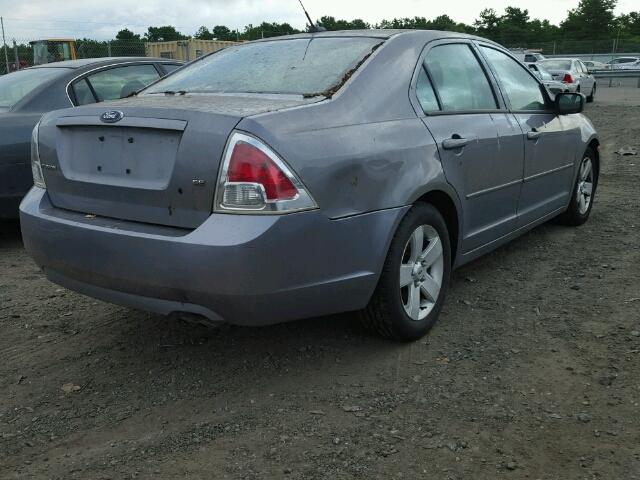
[[38, 94, 319, 228], [545, 69, 570, 81]]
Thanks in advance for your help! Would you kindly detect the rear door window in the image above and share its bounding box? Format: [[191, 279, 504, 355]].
[[424, 44, 497, 111], [415, 67, 439, 112], [85, 64, 160, 102], [480, 46, 547, 111]]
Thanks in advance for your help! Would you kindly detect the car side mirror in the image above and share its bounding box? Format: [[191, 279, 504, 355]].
[[555, 92, 584, 115]]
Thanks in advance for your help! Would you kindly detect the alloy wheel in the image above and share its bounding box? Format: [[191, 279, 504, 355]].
[[577, 157, 594, 214], [399, 225, 444, 321]]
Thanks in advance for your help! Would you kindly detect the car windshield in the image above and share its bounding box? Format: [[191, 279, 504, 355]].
[[143, 37, 383, 96], [540, 60, 572, 71], [0, 67, 69, 108]]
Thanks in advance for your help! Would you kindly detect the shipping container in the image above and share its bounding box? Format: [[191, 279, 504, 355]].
[[144, 39, 240, 61]]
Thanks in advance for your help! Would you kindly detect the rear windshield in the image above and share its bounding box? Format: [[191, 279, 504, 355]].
[[540, 60, 572, 71], [143, 37, 383, 96], [0, 67, 69, 108]]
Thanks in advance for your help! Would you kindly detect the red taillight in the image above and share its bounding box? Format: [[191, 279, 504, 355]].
[[216, 132, 317, 213], [227, 142, 297, 200], [562, 73, 574, 84]]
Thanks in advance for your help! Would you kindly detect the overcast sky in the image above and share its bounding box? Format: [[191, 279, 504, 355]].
[[1, 0, 637, 41]]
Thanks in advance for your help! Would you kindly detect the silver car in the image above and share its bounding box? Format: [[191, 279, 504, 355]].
[[582, 60, 609, 71], [527, 63, 569, 95], [607, 57, 640, 70], [539, 58, 597, 102], [21, 30, 599, 341]]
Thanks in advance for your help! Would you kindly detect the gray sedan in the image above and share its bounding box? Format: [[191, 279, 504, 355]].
[[21, 30, 599, 341], [0, 57, 182, 218]]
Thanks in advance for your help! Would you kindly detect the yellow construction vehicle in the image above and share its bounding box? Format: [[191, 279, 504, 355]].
[[29, 39, 77, 65]]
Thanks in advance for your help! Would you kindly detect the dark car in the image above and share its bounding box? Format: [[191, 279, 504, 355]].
[[22, 31, 598, 341], [0, 57, 182, 218]]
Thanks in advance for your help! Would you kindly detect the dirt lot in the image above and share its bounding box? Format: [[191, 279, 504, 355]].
[[1, 86, 639, 480]]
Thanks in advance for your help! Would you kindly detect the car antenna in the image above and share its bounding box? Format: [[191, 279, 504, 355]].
[[298, 0, 326, 32]]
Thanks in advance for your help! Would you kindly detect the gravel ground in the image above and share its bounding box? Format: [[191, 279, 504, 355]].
[[1, 87, 639, 480]]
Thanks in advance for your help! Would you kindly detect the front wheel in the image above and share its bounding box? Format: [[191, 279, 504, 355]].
[[556, 148, 598, 226], [360, 203, 451, 341], [587, 84, 596, 103]]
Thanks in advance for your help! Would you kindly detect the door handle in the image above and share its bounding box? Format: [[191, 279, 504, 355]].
[[442, 137, 473, 150], [527, 130, 542, 140]]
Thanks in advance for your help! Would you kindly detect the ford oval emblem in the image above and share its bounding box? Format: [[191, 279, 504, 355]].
[[100, 110, 124, 123]]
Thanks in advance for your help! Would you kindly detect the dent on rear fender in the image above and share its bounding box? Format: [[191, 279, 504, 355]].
[[244, 117, 447, 219]]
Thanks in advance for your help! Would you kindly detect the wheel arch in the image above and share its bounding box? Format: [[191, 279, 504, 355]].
[[414, 189, 461, 266]]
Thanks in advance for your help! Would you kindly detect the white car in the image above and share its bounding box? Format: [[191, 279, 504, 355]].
[[607, 57, 640, 70], [582, 60, 609, 71], [527, 63, 569, 95], [538, 58, 597, 102]]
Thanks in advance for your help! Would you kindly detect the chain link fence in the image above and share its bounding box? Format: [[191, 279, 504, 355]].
[[2, 36, 640, 75], [0, 38, 246, 75], [1, 39, 151, 74]]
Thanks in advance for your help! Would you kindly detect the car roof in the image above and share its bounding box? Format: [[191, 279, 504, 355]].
[[252, 29, 491, 44], [32, 57, 182, 69]]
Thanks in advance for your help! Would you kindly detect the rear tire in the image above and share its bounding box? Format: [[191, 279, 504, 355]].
[[556, 148, 598, 226], [360, 203, 451, 341], [586, 84, 596, 103]]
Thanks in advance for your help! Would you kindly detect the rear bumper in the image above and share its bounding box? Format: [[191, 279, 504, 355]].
[[20, 188, 407, 325], [0, 162, 32, 219]]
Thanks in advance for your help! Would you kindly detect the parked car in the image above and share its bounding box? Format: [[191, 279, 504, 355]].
[[0, 57, 183, 218], [538, 58, 596, 102], [21, 30, 599, 341], [514, 51, 546, 63], [527, 63, 569, 95], [582, 60, 609, 71], [607, 56, 640, 70]]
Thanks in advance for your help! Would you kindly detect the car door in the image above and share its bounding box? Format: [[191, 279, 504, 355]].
[[69, 63, 162, 106], [478, 45, 575, 227], [415, 41, 525, 253]]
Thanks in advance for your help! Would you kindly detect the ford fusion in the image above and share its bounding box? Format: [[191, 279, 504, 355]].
[[20, 30, 599, 341]]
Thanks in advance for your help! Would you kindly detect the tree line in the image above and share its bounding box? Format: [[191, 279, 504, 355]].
[[111, 0, 639, 47]]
